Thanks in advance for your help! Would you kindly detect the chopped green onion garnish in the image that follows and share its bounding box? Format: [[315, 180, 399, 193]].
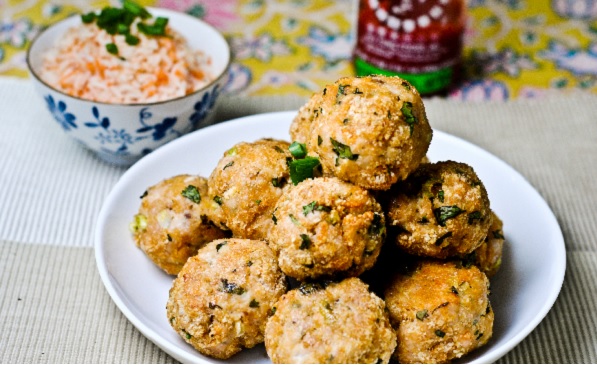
[[117, 23, 129, 34], [129, 214, 147, 233], [81, 1, 168, 58], [401, 101, 418, 136], [304, 203, 332, 220], [272, 177, 282, 187], [433, 206, 464, 226], [220, 279, 245, 295], [467, 211, 483, 224], [299, 234, 311, 249], [226, 147, 237, 156], [137, 16, 168, 36], [81, 12, 96, 23], [123, 0, 151, 19], [125, 33, 139, 45], [289, 214, 300, 225], [303, 201, 317, 216], [289, 141, 307, 159], [289, 156, 320, 185], [416, 309, 428, 321], [330, 138, 358, 161], [97, 7, 125, 29], [106, 43, 119, 55], [181, 185, 201, 203]]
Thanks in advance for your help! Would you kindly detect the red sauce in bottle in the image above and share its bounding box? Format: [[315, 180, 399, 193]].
[[354, 0, 465, 95]]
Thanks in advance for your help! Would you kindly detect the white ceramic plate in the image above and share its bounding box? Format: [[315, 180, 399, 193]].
[[95, 111, 566, 364]]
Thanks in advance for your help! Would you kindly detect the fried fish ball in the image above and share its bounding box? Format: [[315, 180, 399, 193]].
[[385, 161, 493, 259], [291, 75, 432, 190], [206, 138, 292, 240], [129, 174, 229, 275], [267, 177, 386, 280], [166, 238, 288, 359], [265, 278, 396, 364], [470, 210, 505, 277], [384, 260, 494, 364]]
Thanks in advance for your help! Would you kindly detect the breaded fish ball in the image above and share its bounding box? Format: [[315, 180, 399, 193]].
[[384, 260, 494, 364], [386, 161, 492, 259], [166, 238, 287, 359], [470, 210, 505, 277], [129, 174, 228, 275], [265, 278, 397, 364], [291, 75, 432, 190], [268, 177, 386, 280], [206, 138, 292, 240]]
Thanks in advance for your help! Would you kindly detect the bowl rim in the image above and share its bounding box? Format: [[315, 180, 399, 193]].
[[26, 7, 232, 107]]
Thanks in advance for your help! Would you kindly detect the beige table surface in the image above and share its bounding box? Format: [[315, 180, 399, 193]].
[[0, 78, 596, 363]]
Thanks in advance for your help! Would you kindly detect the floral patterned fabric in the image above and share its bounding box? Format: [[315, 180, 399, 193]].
[[3, 0, 597, 101]]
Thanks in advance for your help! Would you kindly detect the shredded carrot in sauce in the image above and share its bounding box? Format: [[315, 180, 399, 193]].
[[40, 21, 213, 104]]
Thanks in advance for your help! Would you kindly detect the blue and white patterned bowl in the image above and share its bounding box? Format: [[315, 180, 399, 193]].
[[27, 8, 230, 166]]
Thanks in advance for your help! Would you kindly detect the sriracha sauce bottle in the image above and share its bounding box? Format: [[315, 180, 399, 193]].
[[354, 0, 466, 95]]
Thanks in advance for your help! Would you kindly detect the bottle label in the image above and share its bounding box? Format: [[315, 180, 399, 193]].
[[354, 0, 464, 94]]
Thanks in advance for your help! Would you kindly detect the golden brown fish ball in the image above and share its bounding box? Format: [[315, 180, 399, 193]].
[[291, 75, 432, 190], [268, 177, 386, 280], [385, 161, 493, 259], [166, 238, 287, 359], [385, 260, 494, 363], [265, 278, 396, 364], [130, 174, 228, 275], [206, 138, 292, 240]]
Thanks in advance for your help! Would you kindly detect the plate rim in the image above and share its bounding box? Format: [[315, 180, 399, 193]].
[[94, 110, 566, 364]]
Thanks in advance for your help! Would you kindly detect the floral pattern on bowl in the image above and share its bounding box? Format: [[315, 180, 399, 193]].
[[45, 94, 77, 131], [36, 81, 223, 166], [190, 84, 220, 128], [27, 8, 230, 166]]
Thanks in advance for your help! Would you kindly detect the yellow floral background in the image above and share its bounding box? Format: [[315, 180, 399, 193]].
[[2, 0, 597, 100]]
